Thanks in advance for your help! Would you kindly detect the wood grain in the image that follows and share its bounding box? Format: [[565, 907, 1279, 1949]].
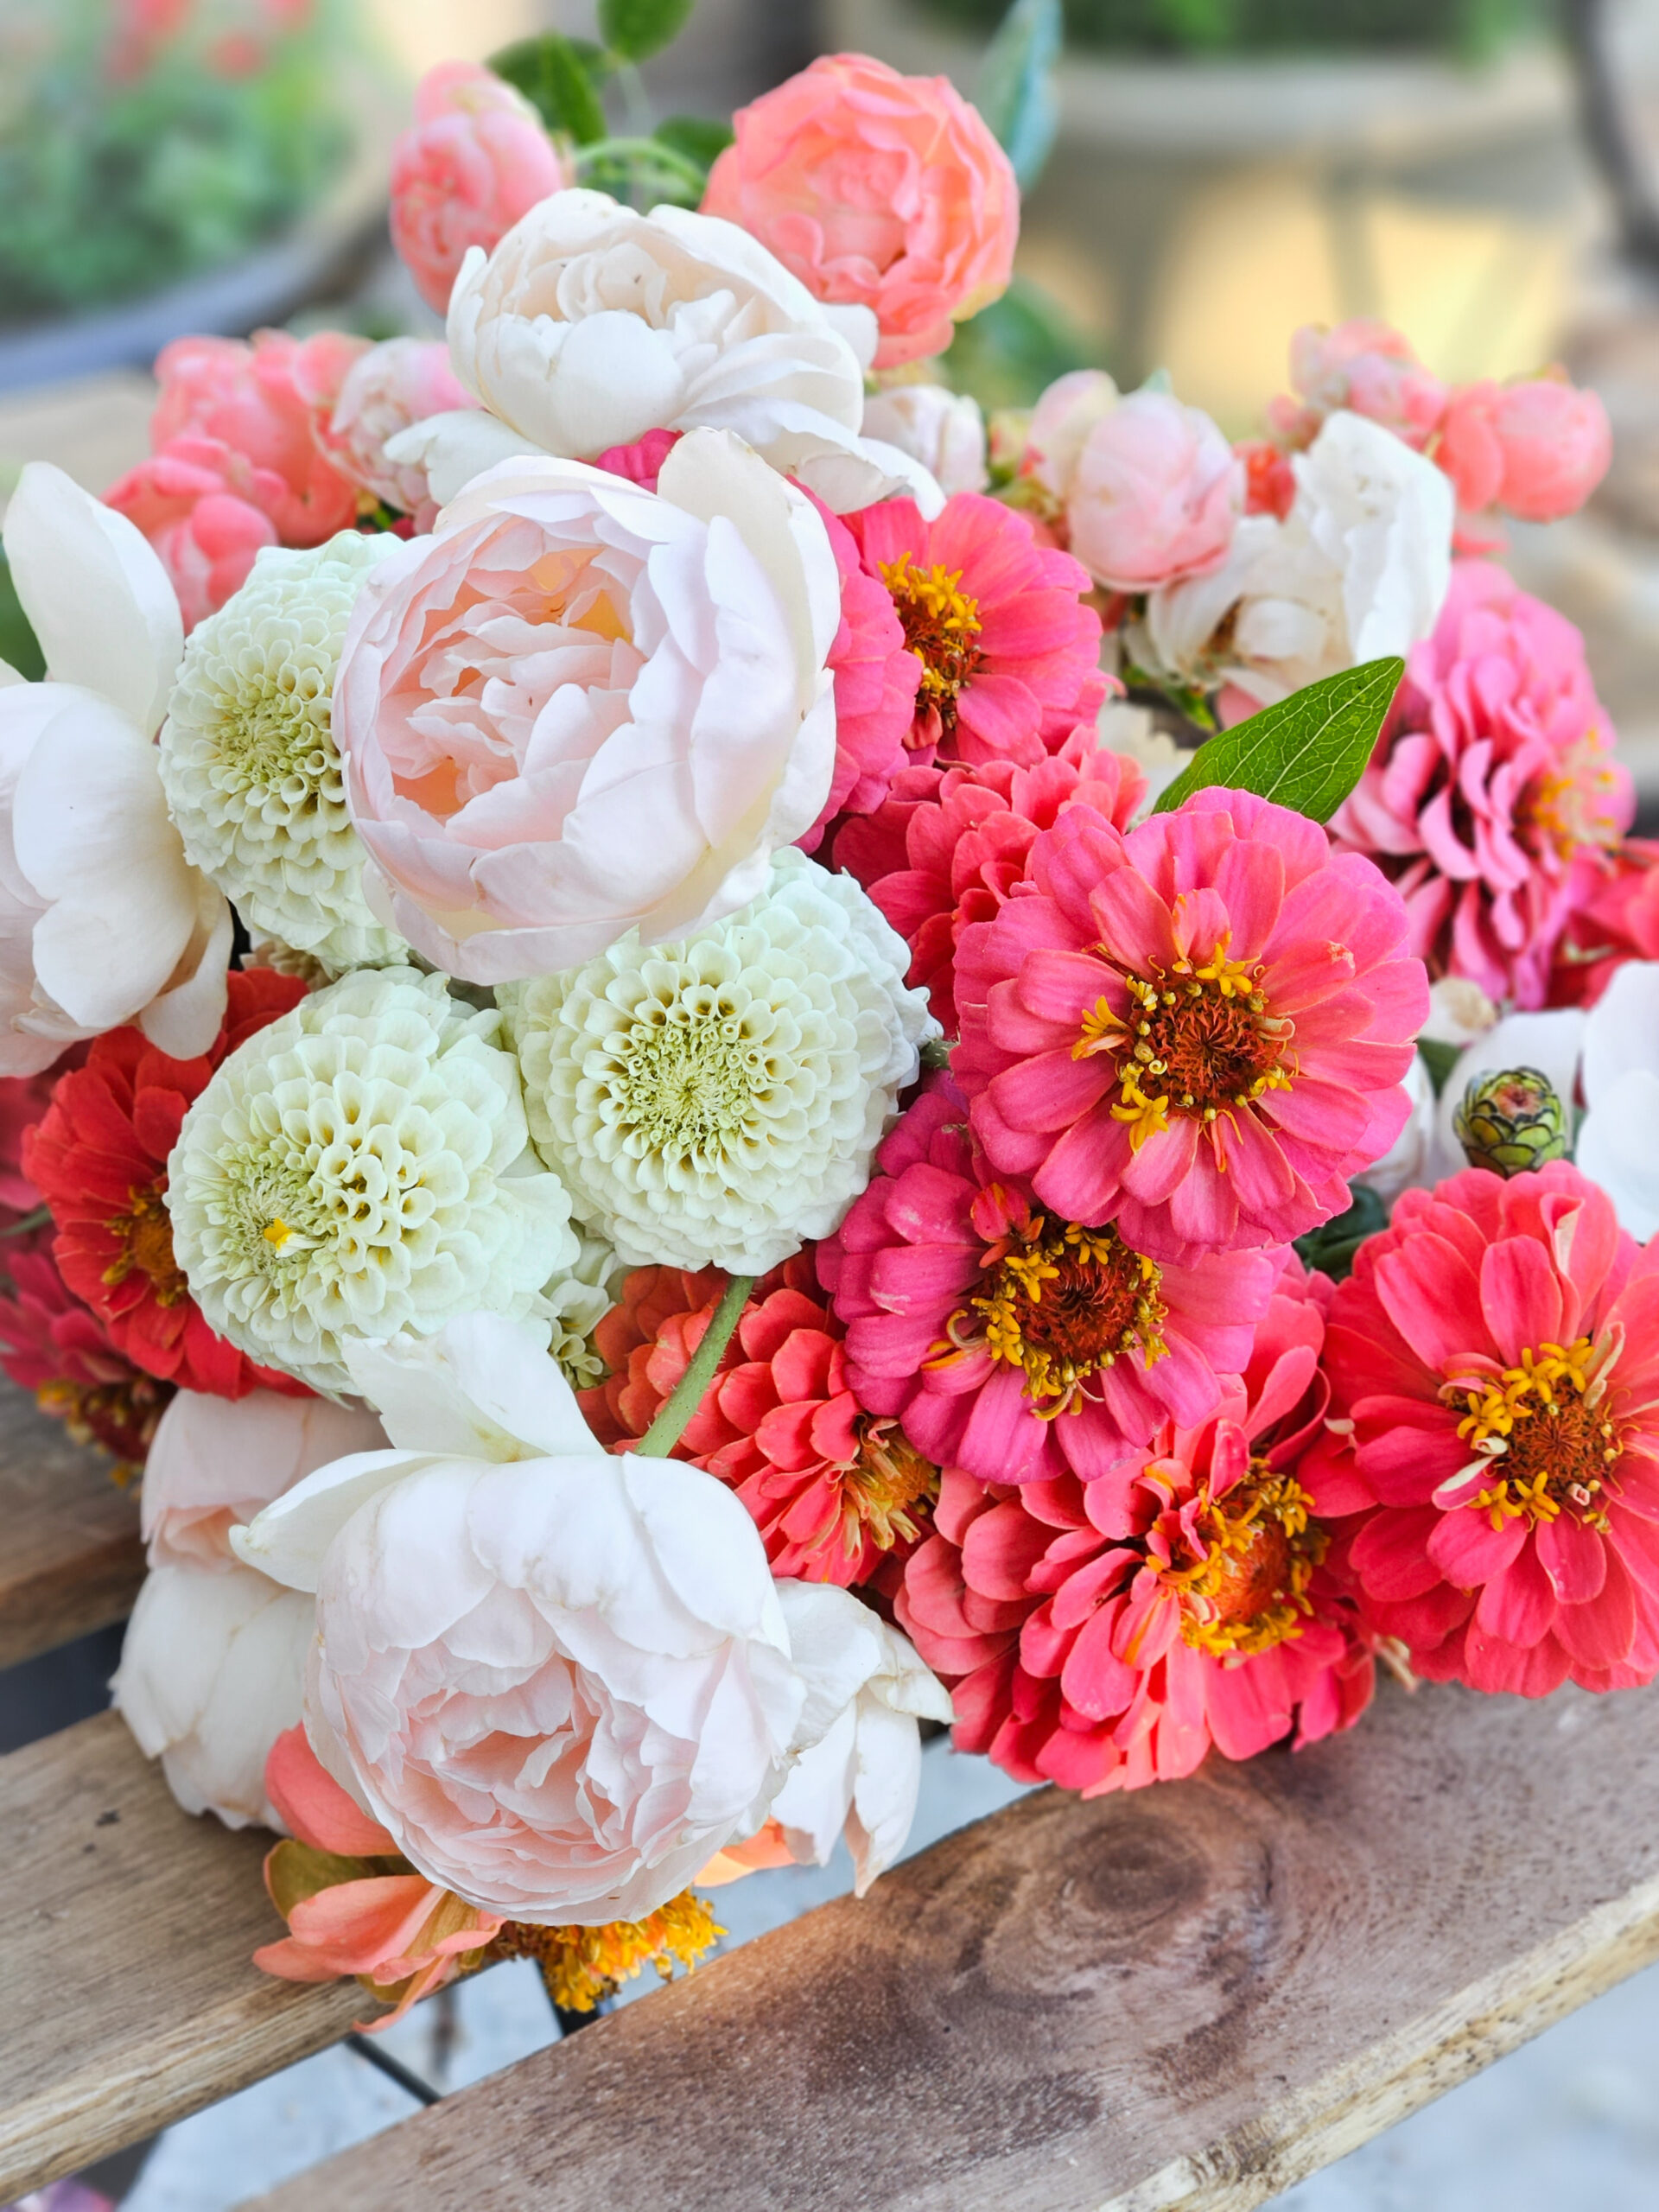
[[0, 1378, 143, 1669], [244, 1675, 1659, 2212], [0, 1711, 362, 2200]]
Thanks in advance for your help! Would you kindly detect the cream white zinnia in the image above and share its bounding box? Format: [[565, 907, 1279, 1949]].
[[0, 463, 230, 1073], [501, 849, 936, 1274], [397, 188, 937, 517], [234, 1317, 913, 1923], [1137, 410, 1452, 709], [334, 431, 844, 982], [159, 531, 407, 976], [168, 968, 578, 1393]]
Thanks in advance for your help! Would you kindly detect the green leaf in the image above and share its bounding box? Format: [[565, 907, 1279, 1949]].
[[0, 553, 44, 683], [488, 35, 609, 144], [1417, 1036, 1462, 1097], [653, 114, 734, 174], [598, 0, 695, 63], [973, 0, 1064, 191], [1293, 1183, 1389, 1284], [1150, 656, 1403, 824]]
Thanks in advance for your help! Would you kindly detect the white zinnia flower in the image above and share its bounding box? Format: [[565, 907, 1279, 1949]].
[[159, 532, 408, 976], [548, 1230, 626, 1393], [500, 849, 937, 1274], [0, 462, 231, 1072], [1135, 410, 1452, 709], [168, 966, 578, 1393]]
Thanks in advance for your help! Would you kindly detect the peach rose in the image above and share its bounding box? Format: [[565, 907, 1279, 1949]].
[[327, 337, 477, 524], [703, 54, 1018, 371], [332, 430, 841, 982], [1438, 374, 1612, 524], [103, 435, 279, 631], [390, 61, 569, 319]]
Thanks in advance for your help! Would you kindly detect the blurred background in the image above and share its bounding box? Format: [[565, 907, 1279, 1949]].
[[7, 3, 1659, 2208]]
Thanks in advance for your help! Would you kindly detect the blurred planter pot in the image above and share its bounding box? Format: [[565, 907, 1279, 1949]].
[[0, 67, 403, 398], [824, 0, 1583, 418]]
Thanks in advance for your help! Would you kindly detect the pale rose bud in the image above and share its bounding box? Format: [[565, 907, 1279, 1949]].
[[1287, 318, 1446, 450], [327, 337, 477, 521], [1065, 389, 1244, 594], [142, 1387, 386, 1570], [1025, 368, 1119, 501], [390, 61, 569, 318], [860, 384, 988, 498]]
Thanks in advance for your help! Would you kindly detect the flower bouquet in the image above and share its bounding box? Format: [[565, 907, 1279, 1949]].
[[3, 1, 1653, 2033]]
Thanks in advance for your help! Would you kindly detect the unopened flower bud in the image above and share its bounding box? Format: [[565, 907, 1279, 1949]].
[[1453, 1066, 1570, 1178]]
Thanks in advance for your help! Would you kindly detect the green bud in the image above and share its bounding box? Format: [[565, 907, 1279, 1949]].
[[1453, 1067, 1571, 1179]]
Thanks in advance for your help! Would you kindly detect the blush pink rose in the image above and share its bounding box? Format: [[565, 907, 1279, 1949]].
[[1438, 375, 1612, 526], [102, 436, 280, 631], [327, 337, 478, 524], [390, 61, 569, 319], [1268, 319, 1448, 453], [1064, 390, 1243, 593], [702, 53, 1018, 371]]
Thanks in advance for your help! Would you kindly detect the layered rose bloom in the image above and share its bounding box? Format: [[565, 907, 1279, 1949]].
[[841, 493, 1105, 768], [100, 438, 281, 631], [389, 61, 569, 318], [954, 791, 1427, 1264], [830, 730, 1147, 1035], [1332, 561, 1632, 1009], [702, 53, 1018, 370], [25, 969, 309, 1399], [326, 337, 477, 525], [1436, 376, 1611, 530], [897, 1255, 1373, 1794], [821, 1082, 1279, 1486], [333, 434, 840, 981], [1313, 1165, 1659, 1696], [1035, 385, 1244, 594]]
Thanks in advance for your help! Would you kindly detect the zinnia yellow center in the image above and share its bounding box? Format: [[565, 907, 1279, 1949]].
[[836, 1419, 938, 1557], [103, 1180, 188, 1309], [1073, 935, 1294, 1153], [879, 553, 982, 732], [1161, 1461, 1327, 1657], [1451, 1337, 1623, 1532]]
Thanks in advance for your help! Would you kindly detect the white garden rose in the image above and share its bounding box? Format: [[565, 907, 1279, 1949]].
[[143, 1385, 386, 1569], [398, 189, 939, 516], [158, 532, 408, 976], [1136, 410, 1452, 709], [861, 383, 988, 498], [1576, 962, 1659, 1241], [167, 967, 578, 1393], [0, 463, 230, 1073], [500, 849, 936, 1274]]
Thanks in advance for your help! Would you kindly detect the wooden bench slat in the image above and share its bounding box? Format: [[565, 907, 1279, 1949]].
[[0, 1379, 143, 1669], [241, 1675, 1659, 2212], [0, 1711, 361, 2201]]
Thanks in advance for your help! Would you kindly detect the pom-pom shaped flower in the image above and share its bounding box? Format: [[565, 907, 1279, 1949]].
[[327, 338, 477, 524], [0, 1236, 171, 1468], [168, 969, 579, 1394], [389, 61, 570, 319], [582, 1257, 941, 1587], [501, 850, 933, 1274], [702, 54, 1018, 370], [26, 969, 310, 1400], [842, 493, 1105, 768], [1314, 1164, 1659, 1696], [830, 730, 1147, 1036], [1331, 561, 1631, 1010], [954, 791, 1428, 1263], [821, 1081, 1278, 1486], [160, 532, 408, 975], [334, 433, 842, 982], [896, 1255, 1372, 1793]]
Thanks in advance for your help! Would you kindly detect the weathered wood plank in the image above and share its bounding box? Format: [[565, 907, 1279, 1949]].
[[0, 1380, 143, 1669], [243, 1675, 1659, 2212], [0, 1712, 362, 2200]]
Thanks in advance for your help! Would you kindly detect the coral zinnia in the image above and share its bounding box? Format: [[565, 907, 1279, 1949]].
[[954, 790, 1427, 1263], [582, 1258, 939, 1587], [896, 1255, 1372, 1793], [841, 493, 1105, 768], [830, 729, 1147, 1035], [820, 1081, 1278, 1486], [1331, 562, 1632, 1010], [0, 1235, 173, 1467], [1312, 1163, 1659, 1695], [24, 969, 311, 1400]]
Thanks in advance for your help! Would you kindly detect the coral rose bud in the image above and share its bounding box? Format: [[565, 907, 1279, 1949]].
[[1488, 376, 1612, 522]]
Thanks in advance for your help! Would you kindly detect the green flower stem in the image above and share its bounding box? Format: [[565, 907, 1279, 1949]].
[[573, 136, 708, 201], [634, 1272, 755, 1458], [0, 1205, 50, 1241]]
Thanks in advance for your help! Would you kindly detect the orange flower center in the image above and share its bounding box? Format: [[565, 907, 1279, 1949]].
[[879, 553, 982, 736], [939, 1217, 1167, 1420], [1449, 1337, 1623, 1531], [35, 1375, 168, 1479], [1160, 1460, 1327, 1657], [1073, 935, 1294, 1153], [1523, 736, 1624, 863], [836, 1419, 938, 1557], [103, 1180, 188, 1308]]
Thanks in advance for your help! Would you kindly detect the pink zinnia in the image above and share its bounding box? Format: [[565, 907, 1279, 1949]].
[[830, 728, 1147, 1034], [953, 790, 1427, 1265], [896, 1255, 1373, 1796], [820, 1081, 1279, 1487], [1312, 1164, 1659, 1697], [1332, 562, 1632, 1010], [842, 494, 1106, 770], [0, 1235, 172, 1469], [1549, 837, 1659, 1008]]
